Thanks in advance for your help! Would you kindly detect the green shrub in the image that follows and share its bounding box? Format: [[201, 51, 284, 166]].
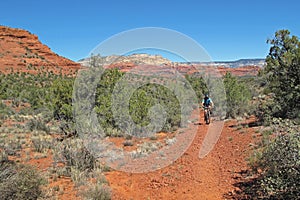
[[81, 183, 112, 200], [0, 161, 45, 200], [94, 68, 189, 135], [50, 78, 74, 122], [4, 137, 22, 156], [128, 83, 182, 132], [94, 68, 124, 131], [0, 72, 59, 112], [0, 102, 14, 119], [0, 151, 9, 163], [254, 95, 275, 125], [255, 131, 300, 198], [236, 124, 300, 199], [185, 74, 208, 102], [25, 118, 50, 134], [54, 139, 96, 172], [223, 72, 251, 118], [31, 134, 53, 153], [70, 166, 88, 187]]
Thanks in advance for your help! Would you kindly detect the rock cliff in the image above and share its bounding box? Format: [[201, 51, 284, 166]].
[[0, 25, 80, 75]]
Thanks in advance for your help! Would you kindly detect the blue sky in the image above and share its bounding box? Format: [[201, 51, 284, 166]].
[[1, 0, 299, 62]]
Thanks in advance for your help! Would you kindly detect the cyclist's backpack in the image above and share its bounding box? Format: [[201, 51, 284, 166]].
[[204, 97, 211, 107]]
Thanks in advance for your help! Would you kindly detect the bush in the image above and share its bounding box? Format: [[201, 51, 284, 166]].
[[185, 74, 208, 102], [93, 68, 123, 130], [54, 138, 96, 172], [94, 68, 191, 135], [25, 117, 50, 134], [254, 131, 300, 199], [50, 78, 74, 122], [81, 183, 112, 200], [0, 102, 14, 119], [234, 123, 300, 199], [0, 72, 62, 112], [31, 134, 53, 153], [223, 72, 251, 118], [0, 161, 45, 200], [128, 83, 182, 132]]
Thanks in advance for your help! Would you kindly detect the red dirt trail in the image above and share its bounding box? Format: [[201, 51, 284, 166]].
[[105, 116, 257, 200]]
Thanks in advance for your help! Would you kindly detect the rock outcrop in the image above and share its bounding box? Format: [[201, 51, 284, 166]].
[[80, 55, 261, 77], [0, 25, 80, 75], [79, 53, 172, 67]]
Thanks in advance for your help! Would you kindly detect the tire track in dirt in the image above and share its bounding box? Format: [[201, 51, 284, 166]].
[[199, 120, 224, 158]]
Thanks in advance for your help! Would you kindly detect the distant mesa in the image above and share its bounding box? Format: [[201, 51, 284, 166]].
[[79, 54, 265, 68], [79, 54, 265, 77], [78, 53, 173, 67], [197, 58, 266, 68]]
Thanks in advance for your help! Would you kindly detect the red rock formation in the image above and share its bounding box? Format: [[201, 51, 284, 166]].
[[217, 65, 260, 77], [0, 25, 80, 75], [105, 61, 260, 77], [0, 25, 260, 77]]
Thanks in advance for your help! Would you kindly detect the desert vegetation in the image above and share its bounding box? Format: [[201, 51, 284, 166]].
[[0, 29, 299, 199], [227, 30, 300, 200]]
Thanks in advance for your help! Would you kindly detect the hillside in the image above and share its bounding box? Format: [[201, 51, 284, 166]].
[[0, 25, 80, 75]]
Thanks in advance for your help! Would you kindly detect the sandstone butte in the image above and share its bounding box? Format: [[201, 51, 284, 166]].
[[0, 25, 261, 77], [0, 25, 80, 75]]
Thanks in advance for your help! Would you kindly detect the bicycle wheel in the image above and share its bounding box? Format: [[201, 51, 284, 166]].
[[206, 111, 210, 124]]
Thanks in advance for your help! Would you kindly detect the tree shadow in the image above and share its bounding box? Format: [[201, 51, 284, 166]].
[[223, 170, 262, 200], [229, 120, 262, 129]]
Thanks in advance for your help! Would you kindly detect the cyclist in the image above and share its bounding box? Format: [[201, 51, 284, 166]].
[[202, 94, 214, 117], [201, 94, 214, 124]]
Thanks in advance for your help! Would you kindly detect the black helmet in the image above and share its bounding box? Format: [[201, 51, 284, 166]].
[[205, 94, 209, 98]]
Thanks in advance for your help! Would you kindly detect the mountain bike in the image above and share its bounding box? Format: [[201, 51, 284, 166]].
[[203, 106, 211, 124]]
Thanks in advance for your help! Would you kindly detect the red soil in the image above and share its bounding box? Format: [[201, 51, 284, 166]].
[[47, 176, 80, 200], [2, 113, 258, 200], [104, 117, 258, 200]]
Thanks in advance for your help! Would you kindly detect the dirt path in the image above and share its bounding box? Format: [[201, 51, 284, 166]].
[[105, 116, 257, 200]]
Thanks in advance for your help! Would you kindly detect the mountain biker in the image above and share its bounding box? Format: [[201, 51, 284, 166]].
[[202, 94, 214, 113]]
